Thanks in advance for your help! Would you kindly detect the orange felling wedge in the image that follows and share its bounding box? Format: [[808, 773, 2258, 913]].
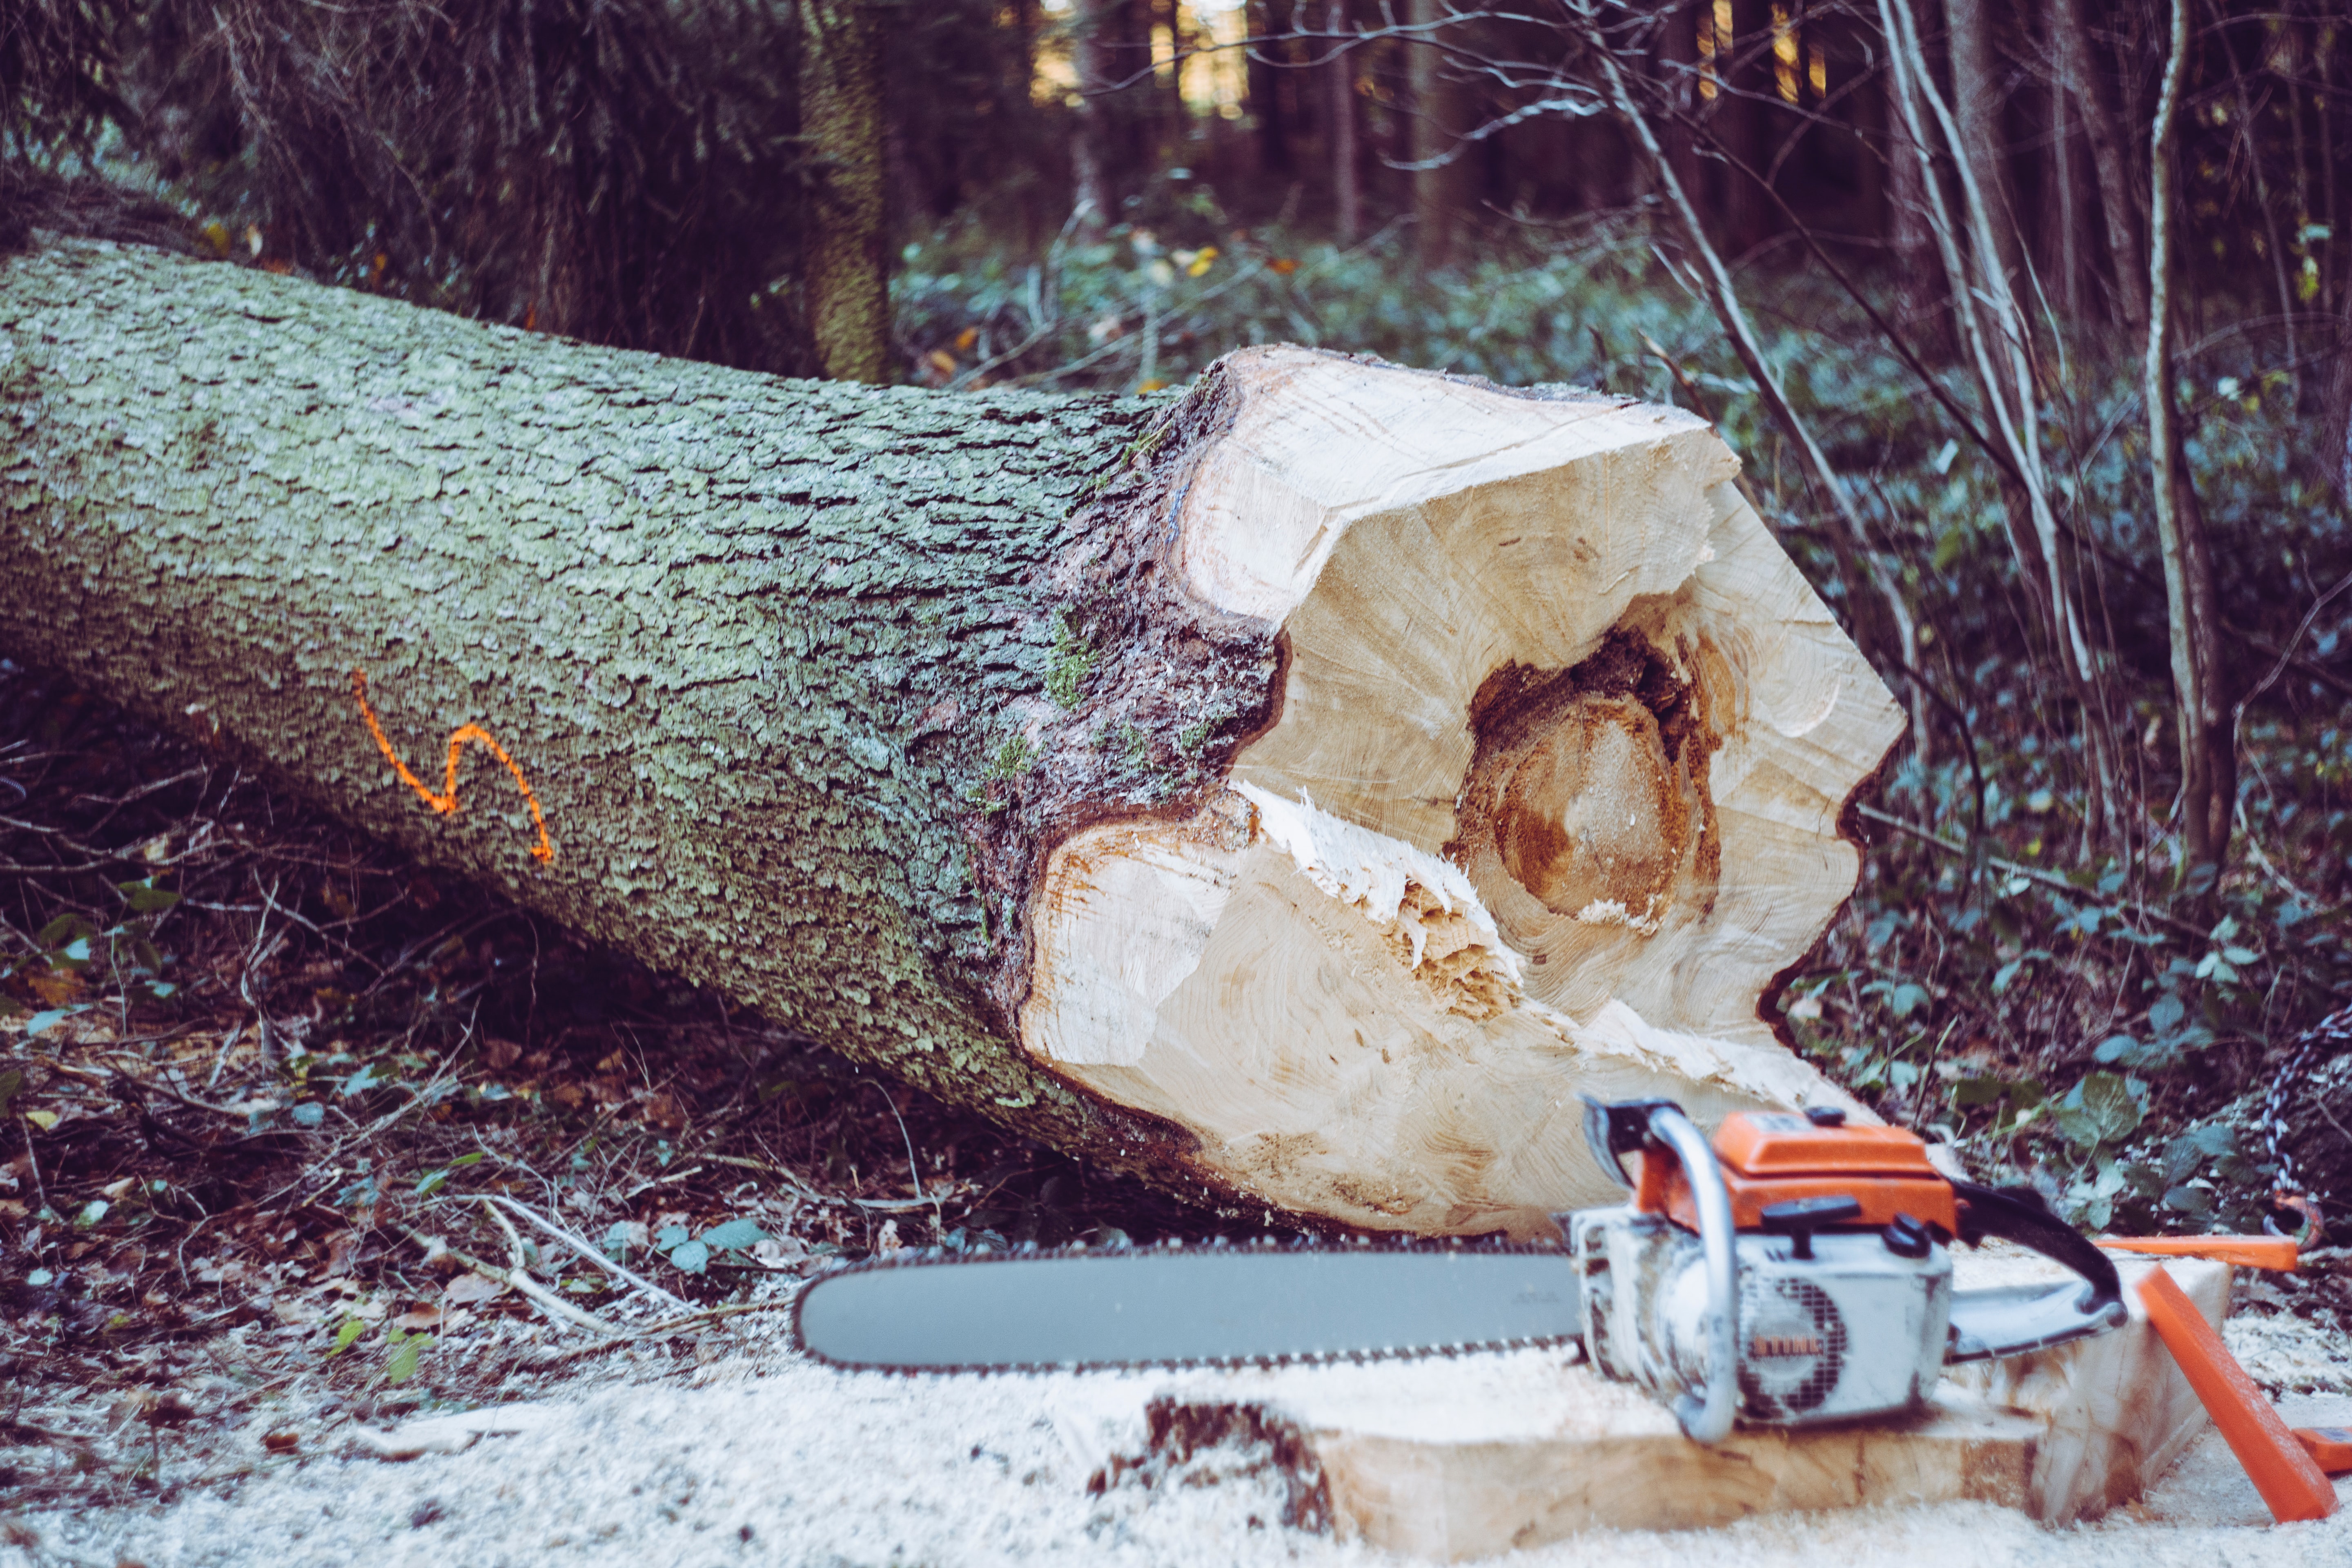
[[2295, 1427, 2352, 1477], [2138, 1266, 2336, 1524], [2097, 1235, 2301, 1271]]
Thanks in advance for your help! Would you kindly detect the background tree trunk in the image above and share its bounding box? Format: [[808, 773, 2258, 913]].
[[2146, 0, 2235, 874], [1880, 37, 1940, 336], [800, 0, 889, 382], [1407, 0, 1458, 268], [1942, 0, 2017, 288], [1722, 0, 1776, 255], [2052, 0, 2147, 331], [1245, 1, 1291, 179], [0, 238, 1899, 1236], [1070, 0, 1125, 235], [1657, 0, 1706, 211], [1326, 2, 1361, 243]]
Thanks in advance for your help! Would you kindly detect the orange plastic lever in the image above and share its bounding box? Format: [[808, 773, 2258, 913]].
[[2138, 1266, 2337, 1523], [2099, 1235, 2301, 1271], [2297, 1428, 2352, 1477]]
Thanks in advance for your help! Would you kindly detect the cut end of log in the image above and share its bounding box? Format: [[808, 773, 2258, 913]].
[[1015, 347, 1904, 1235]]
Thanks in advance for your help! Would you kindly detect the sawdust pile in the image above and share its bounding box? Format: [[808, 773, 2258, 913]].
[[12, 1311, 2348, 1568]]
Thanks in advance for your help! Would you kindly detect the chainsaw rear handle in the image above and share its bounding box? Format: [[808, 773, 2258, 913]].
[[1642, 1105, 1740, 1446], [1949, 1180, 2123, 1314]]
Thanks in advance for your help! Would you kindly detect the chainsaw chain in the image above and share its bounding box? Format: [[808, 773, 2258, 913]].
[[788, 1232, 1581, 1376]]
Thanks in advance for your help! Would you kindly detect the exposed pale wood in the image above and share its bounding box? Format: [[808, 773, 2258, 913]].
[[1054, 1254, 2230, 1557], [1943, 1253, 2232, 1523], [1018, 351, 1905, 1232]]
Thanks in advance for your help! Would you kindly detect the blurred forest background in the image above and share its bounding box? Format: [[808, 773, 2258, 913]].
[[4, 0, 2352, 1432]]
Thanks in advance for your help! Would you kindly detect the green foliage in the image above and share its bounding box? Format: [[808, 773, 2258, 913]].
[[383, 1324, 425, 1384], [0, 880, 180, 1029], [655, 1215, 766, 1276], [413, 1150, 485, 1198]]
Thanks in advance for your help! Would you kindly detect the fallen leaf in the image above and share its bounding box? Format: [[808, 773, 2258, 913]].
[[442, 1272, 506, 1306], [261, 1429, 300, 1453], [393, 1305, 443, 1331], [25, 970, 82, 1005]]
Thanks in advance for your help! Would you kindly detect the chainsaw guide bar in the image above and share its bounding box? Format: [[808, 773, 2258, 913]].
[[791, 1236, 1584, 1374], [792, 1102, 2136, 1442]]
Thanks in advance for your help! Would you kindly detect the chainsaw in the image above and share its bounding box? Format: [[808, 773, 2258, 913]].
[[792, 1099, 2129, 1443]]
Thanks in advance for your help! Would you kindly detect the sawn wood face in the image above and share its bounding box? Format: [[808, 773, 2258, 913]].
[[1017, 350, 1906, 1236]]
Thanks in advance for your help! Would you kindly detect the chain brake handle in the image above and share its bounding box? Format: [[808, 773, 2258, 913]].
[[1581, 1098, 1739, 1445]]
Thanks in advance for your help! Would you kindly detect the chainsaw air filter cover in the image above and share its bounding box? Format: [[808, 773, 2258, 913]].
[[1570, 1208, 1953, 1426]]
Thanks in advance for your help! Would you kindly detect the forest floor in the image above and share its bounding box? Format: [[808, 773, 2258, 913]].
[[3, 666, 2351, 1566], [2, 1312, 2348, 1567]]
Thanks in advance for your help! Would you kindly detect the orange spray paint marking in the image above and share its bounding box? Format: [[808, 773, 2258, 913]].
[[351, 668, 555, 864]]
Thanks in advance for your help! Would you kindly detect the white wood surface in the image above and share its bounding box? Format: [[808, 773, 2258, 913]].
[[1052, 1254, 2232, 1558], [1016, 349, 1908, 1235]]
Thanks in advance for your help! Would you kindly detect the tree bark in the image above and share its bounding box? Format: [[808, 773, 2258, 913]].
[[2145, 0, 2234, 874], [0, 238, 1900, 1236], [2051, 0, 2147, 331], [1406, 0, 1459, 268], [800, 0, 889, 383], [1325, 2, 1361, 244]]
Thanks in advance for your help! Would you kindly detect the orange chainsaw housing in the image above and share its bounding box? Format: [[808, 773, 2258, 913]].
[[1636, 1111, 1960, 1236]]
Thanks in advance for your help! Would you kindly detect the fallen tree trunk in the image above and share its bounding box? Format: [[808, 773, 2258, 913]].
[[0, 237, 1903, 1236]]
